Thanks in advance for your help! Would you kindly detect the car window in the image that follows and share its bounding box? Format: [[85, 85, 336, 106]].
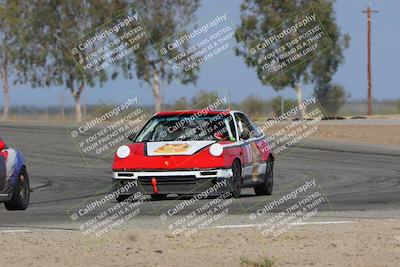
[[136, 114, 236, 142], [244, 114, 263, 138], [235, 113, 263, 140], [235, 113, 252, 140]]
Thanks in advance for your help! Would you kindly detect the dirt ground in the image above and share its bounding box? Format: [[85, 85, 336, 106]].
[[1, 220, 399, 267], [266, 124, 400, 146], [311, 124, 400, 146]]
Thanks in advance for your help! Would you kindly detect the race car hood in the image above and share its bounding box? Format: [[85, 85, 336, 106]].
[[146, 141, 215, 156]]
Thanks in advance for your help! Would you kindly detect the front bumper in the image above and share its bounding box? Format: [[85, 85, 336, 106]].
[[112, 168, 234, 195]]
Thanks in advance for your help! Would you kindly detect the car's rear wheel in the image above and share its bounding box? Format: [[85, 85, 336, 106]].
[[150, 194, 168, 200], [5, 167, 30, 210], [231, 160, 242, 198], [254, 157, 274, 196]]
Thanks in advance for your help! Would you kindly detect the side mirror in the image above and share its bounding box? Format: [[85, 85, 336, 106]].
[[240, 129, 250, 140], [127, 133, 137, 142]]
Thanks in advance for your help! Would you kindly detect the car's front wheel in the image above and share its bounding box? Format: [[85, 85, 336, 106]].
[[231, 160, 242, 198], [254, 158, 273, 196], [5, 167, 30, 210]]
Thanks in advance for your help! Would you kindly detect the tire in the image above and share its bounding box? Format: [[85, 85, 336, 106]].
[[254, 158, 274, 196], [5, 167, 30, 210], [231, 160, 242, 198], [150, 194, 168, 200]]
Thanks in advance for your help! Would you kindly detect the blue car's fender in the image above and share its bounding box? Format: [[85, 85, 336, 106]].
[[1, 149, 26, 197]]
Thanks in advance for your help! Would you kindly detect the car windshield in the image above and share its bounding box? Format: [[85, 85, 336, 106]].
[[135, 114, 236, 142]]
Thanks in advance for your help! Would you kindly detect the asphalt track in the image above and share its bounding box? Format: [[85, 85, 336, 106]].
[[0, 122, 399, 229]]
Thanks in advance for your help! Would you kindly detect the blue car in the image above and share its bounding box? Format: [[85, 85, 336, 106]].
[[0, 139, 30, 210]]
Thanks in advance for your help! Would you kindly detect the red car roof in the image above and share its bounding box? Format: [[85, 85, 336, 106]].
[[155, 110, 230, 116]]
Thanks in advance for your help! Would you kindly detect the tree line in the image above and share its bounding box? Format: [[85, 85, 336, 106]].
[[0, 0, 349, 122]]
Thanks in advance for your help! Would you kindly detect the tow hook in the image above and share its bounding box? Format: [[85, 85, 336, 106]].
[[151, 178, 158, 194]]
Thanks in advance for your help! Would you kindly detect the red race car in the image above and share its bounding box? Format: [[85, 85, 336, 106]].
[[111, 110, 274, 201]]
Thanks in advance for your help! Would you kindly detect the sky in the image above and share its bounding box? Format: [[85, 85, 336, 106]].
[[3, 0, 400, 107]]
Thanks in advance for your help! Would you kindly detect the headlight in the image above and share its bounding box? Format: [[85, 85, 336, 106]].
[[209, 143, 223, 157], [116, 145, 130, 159]]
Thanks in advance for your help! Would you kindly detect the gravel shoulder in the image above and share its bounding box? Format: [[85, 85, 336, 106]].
[[311, 124, 400, 146], [1, 219, 399, 267], [267, 123, 400, 146]]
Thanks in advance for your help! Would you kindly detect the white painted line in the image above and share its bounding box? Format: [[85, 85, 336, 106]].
[[292, 220, 353, 225], [211, 221, 353, 229], [0, 228, 76, 233], [0, 229, 31, 233], [212, 224, 259, 229]]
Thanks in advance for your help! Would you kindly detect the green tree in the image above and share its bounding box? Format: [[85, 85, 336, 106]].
[[0, 1, 32, 120], [271, 96, 297, 116], [316, 83, 348, 115], [172, 97, 190, 110], [235, 0, 349, 116], [121, 0, 200, 113], [192, 90, 221, 108], [16, 0, 124, 122], [241, 95, 264, 116]]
